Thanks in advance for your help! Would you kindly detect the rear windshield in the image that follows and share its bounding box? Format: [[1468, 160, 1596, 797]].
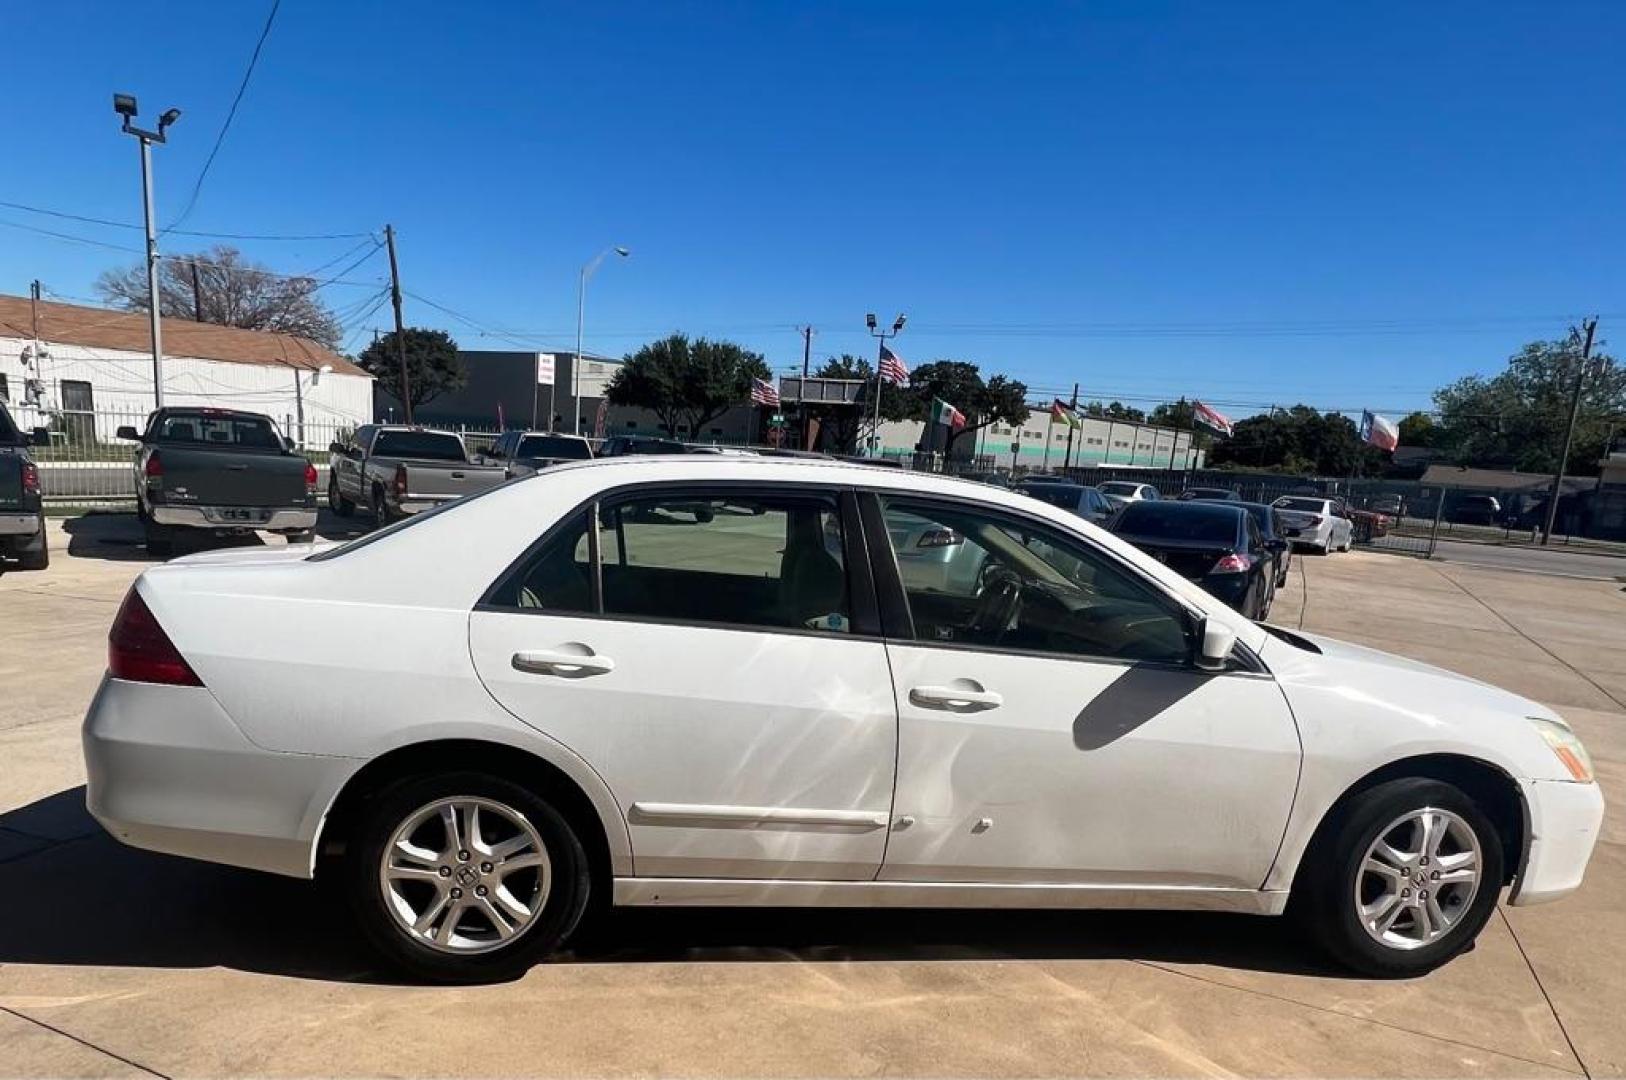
[[1115, 502, 1240, 543], [1098, 482, 1140, 496], [516, 435, 593, 460], [154, 412, 282, 449], [1023, 485, 1082, 509], [373, 430, 466, 461], [1274, 497, 1325, 513]]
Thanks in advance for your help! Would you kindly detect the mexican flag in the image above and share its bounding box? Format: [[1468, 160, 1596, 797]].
[[1051, 398, 1081, 428], [931, 398, 967, 432]]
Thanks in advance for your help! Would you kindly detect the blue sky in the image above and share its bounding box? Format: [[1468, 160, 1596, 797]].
[[3, 1, 1622, 420]]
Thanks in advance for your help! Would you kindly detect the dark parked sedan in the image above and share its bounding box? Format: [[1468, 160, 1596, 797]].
[[1194, 499, 1292, 589], [1109, 501, 1274, 619], [1177, 486, 1241, 501]]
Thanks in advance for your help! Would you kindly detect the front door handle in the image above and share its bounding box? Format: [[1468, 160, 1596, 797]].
[[910, 683, 1003, 712], [512, 648, 615, 678]]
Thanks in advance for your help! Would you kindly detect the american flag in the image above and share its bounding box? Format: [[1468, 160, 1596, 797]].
[[878, 344, 909, 385], [750, 377, 781, 407]]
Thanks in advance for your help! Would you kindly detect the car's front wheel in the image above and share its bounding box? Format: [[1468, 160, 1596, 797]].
[[1297, 777, 1503, 977], [343, 772, 592, 983]]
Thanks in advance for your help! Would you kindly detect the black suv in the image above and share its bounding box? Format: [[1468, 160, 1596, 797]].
[[0, 401, 50, 573]]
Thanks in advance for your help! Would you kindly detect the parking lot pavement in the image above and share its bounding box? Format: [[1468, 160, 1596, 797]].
[[1, 519, 1621, 1077]]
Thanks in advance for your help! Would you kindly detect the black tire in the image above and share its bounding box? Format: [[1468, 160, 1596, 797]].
[[16, 515, 49, 571], [329, 475, 354, 517], [285, 529, 316, 545], [1295, 778, 1503, 978], [371, 487, 395, 527], [342, 771, 592, 984]]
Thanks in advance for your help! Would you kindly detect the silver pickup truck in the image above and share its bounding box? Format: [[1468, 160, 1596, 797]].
[[327, 424, 507, 524]]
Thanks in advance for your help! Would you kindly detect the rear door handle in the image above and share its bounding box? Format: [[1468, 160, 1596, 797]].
[[512, 649, 615, 678], [910, 684, 1003, 712]]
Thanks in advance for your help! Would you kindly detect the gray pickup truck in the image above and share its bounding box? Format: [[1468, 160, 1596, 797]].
[[118, 407, 318, 557], [0, 401, 50, 574], [327, 424, 507, 524]]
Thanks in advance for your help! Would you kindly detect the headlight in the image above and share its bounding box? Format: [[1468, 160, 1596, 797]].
[[1529, 717, 1595, 783]]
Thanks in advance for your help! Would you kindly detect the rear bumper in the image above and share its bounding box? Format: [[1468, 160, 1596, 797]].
[[1200, 573, 1252, 610], [0, 512, 41, 536], [396, 498, 454, 515], [82, 676, 357, 879], [1510, 778, 1606, 905], [150, 505, 317, 530]]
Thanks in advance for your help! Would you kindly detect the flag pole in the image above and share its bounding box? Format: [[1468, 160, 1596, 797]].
[[1063, 382, 1078, 471], [870, 341, 885, 458], [1043, 410, 1054, 470]]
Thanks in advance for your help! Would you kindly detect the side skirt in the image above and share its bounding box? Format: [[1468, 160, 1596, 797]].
[[614, 878, 1289, 915]]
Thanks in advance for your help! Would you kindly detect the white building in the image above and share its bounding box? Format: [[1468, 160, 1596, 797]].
[[0, 294, 373, 446]]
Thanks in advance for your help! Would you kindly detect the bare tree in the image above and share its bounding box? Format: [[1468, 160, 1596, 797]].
[[96, 245, 343, 348]]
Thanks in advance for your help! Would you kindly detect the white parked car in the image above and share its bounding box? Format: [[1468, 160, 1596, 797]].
[[1096, 480, 1161, 508], [84, 458, 1603, 982], [1272, 496, 1355, 553]]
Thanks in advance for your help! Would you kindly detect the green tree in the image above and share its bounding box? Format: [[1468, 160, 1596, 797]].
[[1209, 405, 1385, 476], [606, 333, 771, 437], [1433, 336, 1624, 473], [358, 327, 465, 414], [1082, 400, 1147, 423], [903, 361, 1030, 451], [1396, 411, 1437, 447]]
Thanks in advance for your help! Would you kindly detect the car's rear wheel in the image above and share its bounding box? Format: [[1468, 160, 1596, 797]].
[[329, 474, 354, 517], [343, 771, 591, 983], [371, 487, 395, 527], [1297, 777, 1502, 977]]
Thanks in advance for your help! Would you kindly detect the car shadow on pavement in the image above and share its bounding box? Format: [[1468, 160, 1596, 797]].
[[0, 787, 1347, 985], [58, 510, 371, 563]]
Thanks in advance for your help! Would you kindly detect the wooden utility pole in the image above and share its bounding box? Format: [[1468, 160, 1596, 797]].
[[799, 326, 815, 450], [384, 224, 413, 423], [189, 260, 204, 322], [1542, 317, 1598, 545]]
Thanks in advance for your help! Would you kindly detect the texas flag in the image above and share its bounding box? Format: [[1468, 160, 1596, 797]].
[[1361, 410, 1399, 451]]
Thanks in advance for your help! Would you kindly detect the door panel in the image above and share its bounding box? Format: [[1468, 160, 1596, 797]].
[[866, 494, 1300, 889]]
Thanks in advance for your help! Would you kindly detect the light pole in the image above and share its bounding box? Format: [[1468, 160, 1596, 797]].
[[114, 93, 180, 408], [865, 312, 907, 458], [572, 246, 629, 435]]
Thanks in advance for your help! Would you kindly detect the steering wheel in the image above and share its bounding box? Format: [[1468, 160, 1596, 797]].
[[969, 563, 1024, 642]]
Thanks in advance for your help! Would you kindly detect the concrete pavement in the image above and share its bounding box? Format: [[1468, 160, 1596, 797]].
[[1, 515, 1621, 1077]]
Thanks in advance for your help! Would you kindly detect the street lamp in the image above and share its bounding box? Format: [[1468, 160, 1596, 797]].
[[571, 245, 630, 434], [865, 311, 907, 457], [114, 93, 181, 408]]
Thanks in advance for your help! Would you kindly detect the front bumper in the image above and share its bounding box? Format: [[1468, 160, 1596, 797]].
[[150, 505, 317, 530], [1510, 778, 1606, 905], [0, 512, 41, 536], [82, 676, 357, 879]]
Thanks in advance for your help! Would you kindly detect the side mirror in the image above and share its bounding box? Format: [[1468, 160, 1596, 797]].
[[1194, 619, 1238, 672], [29, 427, 52, 446], [116, 425, 141, 442], [329, 441, 346, 455]]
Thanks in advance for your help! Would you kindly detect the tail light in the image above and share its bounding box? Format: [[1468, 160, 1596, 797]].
[[1211, 553, 1252, 574], [917, 528, 963, 548], [144, 451, 164, 479], [393, 463, 408, 499], [304, 461, 318, 496], [108, 588, 203, 686], [20, 461, 40, 495]]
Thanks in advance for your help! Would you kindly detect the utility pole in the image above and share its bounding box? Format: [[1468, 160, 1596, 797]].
[[189, 260, 204, 322], [798, 326, 815, 450], [384, 224, 412, 423], [114, 94, 180, 408], [1542, 317, 1598, 545], [1063, 381, 1079, 469]]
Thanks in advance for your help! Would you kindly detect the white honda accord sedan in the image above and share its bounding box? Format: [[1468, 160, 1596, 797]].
[[83, 457, 1603, 982]]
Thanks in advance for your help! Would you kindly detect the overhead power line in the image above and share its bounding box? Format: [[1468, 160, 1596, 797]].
[[0, 199, 371, 241], [0, 216, 147, 254], [166, 0, 283, 232]]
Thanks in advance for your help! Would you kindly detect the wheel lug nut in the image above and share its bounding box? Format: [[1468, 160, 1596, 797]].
[[481, 862, 493, 873], [458, 850, 470, 861], [450, 887, 463, 899], [1430, 870, 1440, 880], [1419, 856, 1429, 866], [476, 885, 488, 897], [1419, 890, 1429, 900], [438, 866, 451, 877], [1401, 888, 1411, 898]]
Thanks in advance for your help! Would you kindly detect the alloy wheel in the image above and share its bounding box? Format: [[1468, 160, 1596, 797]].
[[1355, 807, 1481, 950], [379, 796, 552, 954]]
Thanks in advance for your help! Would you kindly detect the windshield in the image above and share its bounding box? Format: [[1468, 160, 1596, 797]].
[[1098, 482, 1140, 496], [155, 412, 282, 449], [516, 435, 593, 460], [1115, 503, 1240, 543], [373, 430, 467, 461], [1273, 497, 1326, 513]]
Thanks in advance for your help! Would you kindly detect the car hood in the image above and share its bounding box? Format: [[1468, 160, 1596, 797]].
[[1261, 627, 1561, 726]]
